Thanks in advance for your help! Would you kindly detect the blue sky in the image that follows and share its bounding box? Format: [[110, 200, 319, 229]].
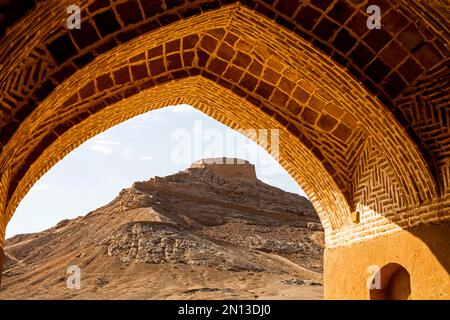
[[6, 104, 306, 238]]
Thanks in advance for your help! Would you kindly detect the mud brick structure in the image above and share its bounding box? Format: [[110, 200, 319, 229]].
[[0, 0, 448, 299], [190, 158, 258, 181]]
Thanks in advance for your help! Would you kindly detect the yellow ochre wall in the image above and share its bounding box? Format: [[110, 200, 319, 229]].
[[324, 221, 450, 300]]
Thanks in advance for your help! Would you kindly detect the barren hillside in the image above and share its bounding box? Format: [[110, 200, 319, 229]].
[[0, 158, 324, 299]]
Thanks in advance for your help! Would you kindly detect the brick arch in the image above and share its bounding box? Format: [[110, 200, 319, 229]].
[[0, 0, 449, 299], [0, 3, 443, 245], [0, 1, 448, 190], [1, 77, 350, 244], [0, 1, 446, 198]]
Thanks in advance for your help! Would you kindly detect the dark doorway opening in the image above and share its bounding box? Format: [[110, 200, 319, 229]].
[[370, 263, 411, 300]]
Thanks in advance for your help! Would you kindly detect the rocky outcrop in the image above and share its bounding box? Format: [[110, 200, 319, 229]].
[[0, 158, 324, 298]]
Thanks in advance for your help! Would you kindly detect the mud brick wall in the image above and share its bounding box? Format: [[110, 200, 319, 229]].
[[0, 1, 448, 249]]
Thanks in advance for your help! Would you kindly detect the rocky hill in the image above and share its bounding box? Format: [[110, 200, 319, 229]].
[[0, 158, 324, 299]]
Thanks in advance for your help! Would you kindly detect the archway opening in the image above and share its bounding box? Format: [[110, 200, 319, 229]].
[[0, 1, 447, 300], [370, 263, 411, 300], [0, 105, 326, 299]]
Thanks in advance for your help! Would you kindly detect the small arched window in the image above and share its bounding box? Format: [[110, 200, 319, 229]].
[[369, 263, 411, 300]]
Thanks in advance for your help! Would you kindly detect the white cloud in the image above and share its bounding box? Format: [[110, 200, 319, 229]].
[[93, 139, 121, 146], [89, 139, 121, 155], [121, 147, 134, 159], [137, 112, 166, 124], [90, 144, 114, 155], [31, 184, 49, 192], [169, 104, 196, 113], [140, 155, 155, 161]]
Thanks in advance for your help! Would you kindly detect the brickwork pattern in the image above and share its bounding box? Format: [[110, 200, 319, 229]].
[[353, 138, 408, 215], [3, 77, 349, 244], [0, 1, 448, 181], [395, 62, 450, 196], [0, 1, 448, 248]]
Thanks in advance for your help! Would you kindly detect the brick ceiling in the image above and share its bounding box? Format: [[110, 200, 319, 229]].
[[0, 0, 448, 233]]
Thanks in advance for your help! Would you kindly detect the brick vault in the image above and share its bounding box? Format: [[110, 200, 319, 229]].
[[0, 0, 448, 299]]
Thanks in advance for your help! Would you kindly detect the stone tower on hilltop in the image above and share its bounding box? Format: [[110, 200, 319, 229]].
[[190, 157, 257, 181]]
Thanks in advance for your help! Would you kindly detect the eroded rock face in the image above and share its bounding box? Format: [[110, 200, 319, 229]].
[[106, 222, 220, 266], [1, 158, 324, 297], [105, 222, 276, 272], [115, 157, 317, 220], [96, 158, 323, 272]]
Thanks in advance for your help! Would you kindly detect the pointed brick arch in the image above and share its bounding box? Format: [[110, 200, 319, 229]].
[[0, 1, 448, 299], [3, 77, 349, 240], [0, 5, 441, 235]]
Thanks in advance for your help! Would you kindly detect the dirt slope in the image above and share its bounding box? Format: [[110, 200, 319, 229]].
[[0, 158, 324, 299]]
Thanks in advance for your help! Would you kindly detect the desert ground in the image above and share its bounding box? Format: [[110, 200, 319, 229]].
[[0, 159, 324, 299]]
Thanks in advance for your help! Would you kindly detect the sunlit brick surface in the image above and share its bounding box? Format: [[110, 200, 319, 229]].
[[0, 1, 448, 250]]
